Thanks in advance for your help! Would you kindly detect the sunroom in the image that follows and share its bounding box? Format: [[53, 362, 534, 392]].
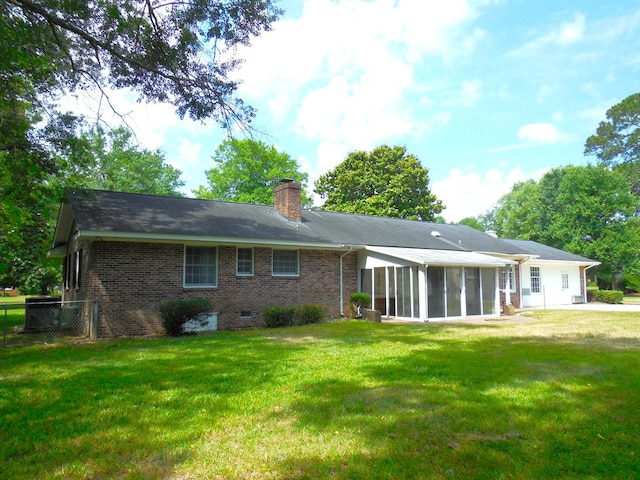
[[358, 246, 517, 321]]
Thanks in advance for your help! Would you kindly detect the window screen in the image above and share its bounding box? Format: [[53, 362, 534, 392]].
[[185, 246, 217, 287], [237, 248, 254, 276], [273, 249, 299, 276]]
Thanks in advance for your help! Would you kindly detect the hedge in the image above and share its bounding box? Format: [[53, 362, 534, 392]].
[[264, 305, 325, 328], [593, 290, 624, 304]]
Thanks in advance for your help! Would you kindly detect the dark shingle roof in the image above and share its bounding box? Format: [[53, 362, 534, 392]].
[[54, 190, 597, 264], [503, 239, 597, 263]]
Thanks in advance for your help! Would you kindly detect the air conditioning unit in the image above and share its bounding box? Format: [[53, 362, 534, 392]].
[[572, 295, 584, 304]]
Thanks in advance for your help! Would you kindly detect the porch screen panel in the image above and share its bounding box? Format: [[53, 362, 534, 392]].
[[446, 267, 462, 317], [412, 266, 420, 318], [361, 269, 373, 303], [481, 268, 496, 315], [427, 266, 445, 318], [374, 267, 386, 315], [387, 267, 396, 316], [397, 267, 412, 318], [465, 267, 481, 316]]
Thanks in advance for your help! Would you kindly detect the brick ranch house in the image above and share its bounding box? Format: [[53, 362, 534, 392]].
[[49, 182, 599, 338]]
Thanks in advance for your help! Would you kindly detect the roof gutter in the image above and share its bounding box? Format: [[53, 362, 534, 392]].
[[72, 230, 351, 251]]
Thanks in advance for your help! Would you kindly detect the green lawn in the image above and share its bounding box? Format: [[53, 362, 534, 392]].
[[1, 311, 639, 479]]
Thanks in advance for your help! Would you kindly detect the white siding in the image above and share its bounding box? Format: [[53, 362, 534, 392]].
[[520, 261, 583, 307]]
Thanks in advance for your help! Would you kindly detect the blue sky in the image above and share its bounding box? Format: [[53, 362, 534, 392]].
[[73, 0, 640, 222]]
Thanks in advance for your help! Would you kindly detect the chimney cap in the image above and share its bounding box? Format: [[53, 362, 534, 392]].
[[280, 178, 295, 183]]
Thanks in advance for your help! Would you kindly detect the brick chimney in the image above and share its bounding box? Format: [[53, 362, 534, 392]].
[[274, 179, 302, 222]]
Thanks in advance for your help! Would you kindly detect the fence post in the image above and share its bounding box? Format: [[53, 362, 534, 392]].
[[91, 300, 99, 341]]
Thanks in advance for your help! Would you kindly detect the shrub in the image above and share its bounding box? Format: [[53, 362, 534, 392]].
[[623, 273, 640, 293], [264, 305, 325, 328], [349, 292, 371, 318], [298, 304, 324, 325], [160, 298, 213, 336], [594, 290, 623, 304], [264, 306, 297, 328]]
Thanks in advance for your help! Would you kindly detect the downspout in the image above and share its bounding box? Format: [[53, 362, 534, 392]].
[[339, 248, 353, 317]]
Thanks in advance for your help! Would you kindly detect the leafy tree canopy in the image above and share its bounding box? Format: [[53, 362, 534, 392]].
[[491, 179, 542, 241], [1, 0, 282, 127], [585, 93, 640, 192], [457, 217, 485, 231], [193, 138, 311, 206], [60, 126, 184, 196], [0, 114, 185, 292], [488, 164, 639, 288], [314, 145, 443, 221]]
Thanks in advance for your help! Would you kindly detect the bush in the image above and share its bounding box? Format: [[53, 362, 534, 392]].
[[298, 304, 324, 325], [623, 273, 640, 293], [349, 292, 371, 318], [264, 306, 297, 328], [264, 305, 325, 328], [160, 298, 213, 336], [594, 290, 624, 304]]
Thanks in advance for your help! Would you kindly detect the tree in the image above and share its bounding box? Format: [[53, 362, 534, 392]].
[[0, 97, 82, 293], [585, 93, 640, 192], [491, 180, 541, 240], [1, 117, 186, 293], [60, 126, 184, 196], [314, 145, 443, 221], [2, 0, 282, 127], [488, 164, 640, 288], [194, 138, 311, 206], [457, 217, 485, 231]]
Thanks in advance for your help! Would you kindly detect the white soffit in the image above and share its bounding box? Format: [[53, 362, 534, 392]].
[[365, 246, 516, 267]]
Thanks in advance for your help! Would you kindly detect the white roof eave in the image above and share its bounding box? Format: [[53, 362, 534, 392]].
[[365, 246, 517, 267]]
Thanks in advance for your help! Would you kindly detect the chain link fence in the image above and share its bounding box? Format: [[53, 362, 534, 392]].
[[1, 299, 98, 348]]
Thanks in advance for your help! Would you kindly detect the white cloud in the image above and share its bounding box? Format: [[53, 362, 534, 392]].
[[236, 0, 483, 153], [433, 165, 549, 222], [510, 12, 587, 57], [517, 123, 569, 144], [558, 13, 586, 44]]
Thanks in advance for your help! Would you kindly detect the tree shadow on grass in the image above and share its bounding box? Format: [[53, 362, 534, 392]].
[[0, 333, 307, 479], [275, 332, 640, 479]]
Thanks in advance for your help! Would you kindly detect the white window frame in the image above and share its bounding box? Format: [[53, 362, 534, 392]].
[[272, 249, 299, 277], [562, 273, 569, 290], [236, 247, 254, 276], [530, 266, 541, 294], [500, 267, 516, 292], [184, 245, 218, 288]]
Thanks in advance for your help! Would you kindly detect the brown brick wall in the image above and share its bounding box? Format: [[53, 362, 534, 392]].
[[69, 240, 356, 338], [274, 182, 302, 221]]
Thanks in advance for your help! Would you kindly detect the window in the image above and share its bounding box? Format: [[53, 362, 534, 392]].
[[184, 246, 217, 287], [236, 248, 254, 276], [64, 250, 82, 290], [74, 249, 82, 290], [562, 273, 569, 290], [530, 266, 541, 293], [273, 249, 299, 276], [500, 267, 515, 292]]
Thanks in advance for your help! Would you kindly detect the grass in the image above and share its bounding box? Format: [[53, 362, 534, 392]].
[[1, 311, 639, 479], [623, 295, 640, 305]]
